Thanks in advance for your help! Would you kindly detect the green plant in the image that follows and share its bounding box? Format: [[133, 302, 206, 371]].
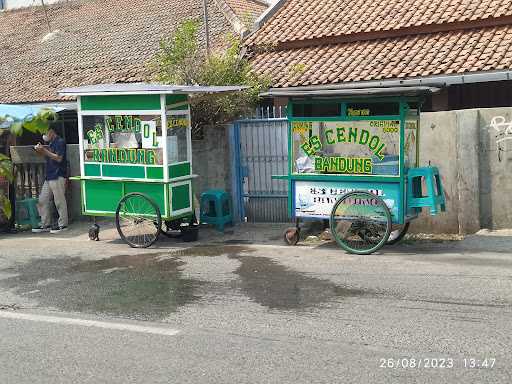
[[149, 20, 270, 131], [0, 153, 13, 219], [3, 108, 56, 136], [0, 109, 56, 219], [150, 19, 202, 85], [289, 63, 307, 78]]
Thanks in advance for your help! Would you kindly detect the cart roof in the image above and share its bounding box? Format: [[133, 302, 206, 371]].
[[59, 83, 247, 96], [260, 86, 440, 98]]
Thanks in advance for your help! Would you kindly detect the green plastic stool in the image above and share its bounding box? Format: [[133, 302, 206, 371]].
[[200, 189, 233, 232], [407, 167, 446, 215], [15, 198, 40, 228]]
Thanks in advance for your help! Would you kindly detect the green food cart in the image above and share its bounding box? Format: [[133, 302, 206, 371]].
[[269, 87, 447, 254], [59, 83, 244, 248]]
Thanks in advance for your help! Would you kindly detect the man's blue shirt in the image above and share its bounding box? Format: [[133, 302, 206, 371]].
[[46, 137, 67, 181]]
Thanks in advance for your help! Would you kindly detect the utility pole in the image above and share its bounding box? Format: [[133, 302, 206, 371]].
[[202, 0, 211, 58], [41, 0, 52, 33]]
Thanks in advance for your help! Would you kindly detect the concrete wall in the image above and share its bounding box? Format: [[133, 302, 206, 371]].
[[191, 124, 232, 199], [478, 108, 512, 229], [411, 107, 512, 234], [410, 111, 461, 234]]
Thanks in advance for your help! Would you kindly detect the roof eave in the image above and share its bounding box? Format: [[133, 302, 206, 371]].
[[58, 83, 248, 97], [263, 69, 512, 94], [261, 86, 440, 98]]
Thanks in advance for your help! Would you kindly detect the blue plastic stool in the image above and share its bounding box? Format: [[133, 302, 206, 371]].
[[15, 198, 40, 228], [407, 167, 446, 215], [200, 189, 233, 232]]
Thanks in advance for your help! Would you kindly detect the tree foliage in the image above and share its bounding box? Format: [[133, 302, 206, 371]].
[[150, 19, 270, 131], [0, 108, 56, 136], [151, 19, 202, 85]]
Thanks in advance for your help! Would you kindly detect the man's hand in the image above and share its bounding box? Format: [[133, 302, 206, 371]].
[[34, 142, 45, 154], [34, 143, 63, 162]]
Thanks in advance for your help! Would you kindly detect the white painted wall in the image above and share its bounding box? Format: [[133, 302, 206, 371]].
[[2, 0, 64, 10]]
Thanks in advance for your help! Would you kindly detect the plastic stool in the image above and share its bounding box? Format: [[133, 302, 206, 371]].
[[200, 189, 233, 232], [407, 167, 446, 215], [15, 198, 40, 228]]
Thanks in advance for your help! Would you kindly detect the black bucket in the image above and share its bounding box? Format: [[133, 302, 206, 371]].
[[181, 224, 199, 242]]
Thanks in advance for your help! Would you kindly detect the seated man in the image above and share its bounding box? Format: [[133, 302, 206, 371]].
[[32, 128, 68, 233]]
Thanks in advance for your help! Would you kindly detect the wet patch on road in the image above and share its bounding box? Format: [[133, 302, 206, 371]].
[[168, 245, 251, 257], [0, 254, 204, 320], [220, 239, 254, 245], [230, 255, 367, 310], [0, 245, 365, 316]]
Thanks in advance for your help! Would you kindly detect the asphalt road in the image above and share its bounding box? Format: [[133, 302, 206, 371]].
[[0, 224, 511, 383]]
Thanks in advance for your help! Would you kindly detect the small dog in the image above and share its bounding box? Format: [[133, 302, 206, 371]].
[[88, 223, 100, 241]]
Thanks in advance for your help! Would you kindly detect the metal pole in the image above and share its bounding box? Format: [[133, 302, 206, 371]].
[[202, 0, 211, 58]]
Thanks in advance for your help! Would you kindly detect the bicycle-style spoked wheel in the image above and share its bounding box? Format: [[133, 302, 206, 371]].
[[329, 191, 392, 255], [116, 192, 161, 248]]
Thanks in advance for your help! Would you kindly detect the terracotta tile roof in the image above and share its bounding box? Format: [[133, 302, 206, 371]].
[[0, 0, 268, 104], [224, 0, 268, 23], [248, 0, 512, 46], [247, 0, 512, 88], [250, 25, 512, 87]]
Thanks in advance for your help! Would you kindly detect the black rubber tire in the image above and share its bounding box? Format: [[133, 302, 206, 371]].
[[115, 192, 161, 248], [386, 222, 410, 245]]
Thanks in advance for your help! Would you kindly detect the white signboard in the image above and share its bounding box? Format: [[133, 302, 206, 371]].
[[294, 180, 399, 219], [142, 121, 161, 148]]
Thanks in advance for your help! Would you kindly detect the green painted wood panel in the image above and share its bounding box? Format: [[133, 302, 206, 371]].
[[84, 180, 123, 213], [125, 182, 166, 216], [166, 94, 188, 110], [102, 165, 145, 179], [84, 163, 101, 176], [81, 95, 161, 111], [146, 167, 163, 179], [169, 162, 191, 179], [171, 183, 190, 211], [124, 182, 167, 216]]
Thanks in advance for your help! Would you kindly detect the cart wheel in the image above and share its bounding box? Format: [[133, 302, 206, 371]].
[[329, 191, 391, 255], [386, 222, 410, 245], [115, 192, 161, 248], [284, 227, 300, 246]]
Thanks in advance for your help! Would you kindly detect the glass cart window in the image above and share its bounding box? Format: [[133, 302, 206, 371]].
[[293, 103, 341, 117], [166, 114, 189, 164], [292, 120, 400, 176], [82, 115, 163, 165]]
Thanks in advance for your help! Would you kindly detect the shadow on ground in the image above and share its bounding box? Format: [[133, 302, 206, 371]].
[[314, 234, 512, 257]]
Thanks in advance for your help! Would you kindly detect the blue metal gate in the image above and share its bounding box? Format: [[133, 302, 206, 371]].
[[231, 116, 289, 222]]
